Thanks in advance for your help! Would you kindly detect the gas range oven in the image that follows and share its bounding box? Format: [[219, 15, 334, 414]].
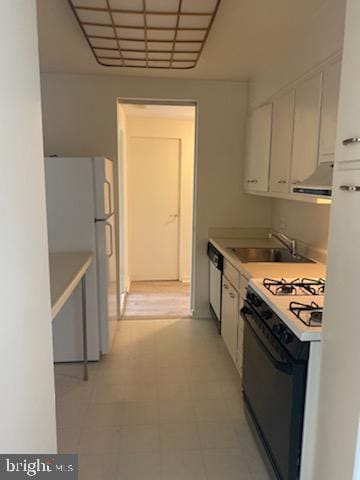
[[241, 277, 325, 480]]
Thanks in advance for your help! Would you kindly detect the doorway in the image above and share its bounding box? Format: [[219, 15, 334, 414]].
[[117, 101, 196, 319]]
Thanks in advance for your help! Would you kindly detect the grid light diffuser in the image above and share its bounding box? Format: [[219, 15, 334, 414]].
[[68, 0, 222, 69]]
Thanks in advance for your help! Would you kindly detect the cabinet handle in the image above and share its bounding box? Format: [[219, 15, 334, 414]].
[[229, 292, 236, 299], [292, 180, 300, 185], [340, 185, 360, 192], [224, 284, 229, 290], [277, 180, 287, 184], [343, 137, 360, 146], [251, 179, 258, 183]]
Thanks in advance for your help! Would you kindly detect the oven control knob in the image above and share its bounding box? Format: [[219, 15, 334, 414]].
[[283, 332, 293, 344], [273, 324, 285, 335], [263, 310, 273, 320], [249, 293, 262, 307]]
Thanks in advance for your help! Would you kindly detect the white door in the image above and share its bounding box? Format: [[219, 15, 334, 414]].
[[270, 90, 295, 193], [291, 73, 323, 184], [128, 137, 180, 281]]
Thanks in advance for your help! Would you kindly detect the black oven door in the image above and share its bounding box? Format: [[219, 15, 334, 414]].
[[241, 303, 308, 480]]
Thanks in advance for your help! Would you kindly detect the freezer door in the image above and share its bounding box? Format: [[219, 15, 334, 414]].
[[93, 157, 115, 220]]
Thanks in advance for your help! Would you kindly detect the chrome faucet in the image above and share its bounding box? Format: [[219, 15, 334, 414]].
[[269, 231, 297, 257]]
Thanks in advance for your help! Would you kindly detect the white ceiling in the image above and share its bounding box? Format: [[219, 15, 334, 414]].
[[122, 104, 196, 119], [37, 0, 332, 81]]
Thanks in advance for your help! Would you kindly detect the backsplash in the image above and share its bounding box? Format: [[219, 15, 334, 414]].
[[271, 199, 331, 251]]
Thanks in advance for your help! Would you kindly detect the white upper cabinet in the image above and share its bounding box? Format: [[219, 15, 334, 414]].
[[336, 1, 360, 165], [319, 60, 342, 164], [269, 91, 295, 193], [291, 73, 323, 185], [244, 103, 272, 192]]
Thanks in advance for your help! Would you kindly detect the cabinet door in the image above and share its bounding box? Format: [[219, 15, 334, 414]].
[[336, 0, 360, 165], [221, 278, 239, 364], [291, 73, 323, 184], [244, 104, 272, 192], [270, 91, 295, 193], [319, 60, 342, 164]]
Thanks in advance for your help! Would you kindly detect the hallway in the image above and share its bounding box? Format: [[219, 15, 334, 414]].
[[123, 281, 191, 319], [55, 318, 270, 480]]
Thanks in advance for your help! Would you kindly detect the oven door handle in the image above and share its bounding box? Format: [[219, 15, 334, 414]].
[[241, 307, 293, 375]]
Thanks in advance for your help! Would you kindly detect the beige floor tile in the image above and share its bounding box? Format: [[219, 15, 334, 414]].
[[202, 449, 253, 480], [116, 452, 161, 480], [84, 403, 127, 427], [118, 425, 160, 453], [57, 427, 81, 454], [158, 380, 191, 402], [161, 450, 206, 480], [193, 398, 230, 422], [160, 423, 200, 451], [56, 401, 88, 428], [198, 421, 241, 449], [124, 401, 159, 425], [78, 454, 118, 480], [91, 384, 129, 403], [79, 427, 120, 454], [189, 380, 224, 401], [159, 400, 195, 424]]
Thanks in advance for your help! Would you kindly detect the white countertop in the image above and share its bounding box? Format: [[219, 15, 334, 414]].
[[209, 237, 327, 280], [49, 251, 94, 319], [249, 278, 323, 342]]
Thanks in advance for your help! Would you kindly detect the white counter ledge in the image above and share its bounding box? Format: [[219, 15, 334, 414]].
[[49, 251, 93, 319], [49, 251, 94, 380]]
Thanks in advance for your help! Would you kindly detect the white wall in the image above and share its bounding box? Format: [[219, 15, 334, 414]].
[[249, 0, 346, 252], [40, 73, 272, 316], [0, 0, 56, 452], [125, 115, 195, 283]]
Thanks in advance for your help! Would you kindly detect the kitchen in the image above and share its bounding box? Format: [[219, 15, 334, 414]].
[[2, 0, 360, 479]]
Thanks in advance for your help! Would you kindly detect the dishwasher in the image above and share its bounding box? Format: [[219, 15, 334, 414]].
[[207, 242, 224, 333]]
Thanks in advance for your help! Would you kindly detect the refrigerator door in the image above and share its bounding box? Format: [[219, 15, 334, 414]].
[[95, 215, 117, 354], [93, 157, 115, 220]]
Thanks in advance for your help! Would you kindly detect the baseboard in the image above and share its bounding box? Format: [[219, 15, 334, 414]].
[[180, 277, 191, 283], [192, 308, 211, 319]]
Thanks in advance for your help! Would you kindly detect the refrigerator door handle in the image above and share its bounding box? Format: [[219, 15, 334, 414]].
[[104, 180, 113, 216], [105, 221, 114, 258]]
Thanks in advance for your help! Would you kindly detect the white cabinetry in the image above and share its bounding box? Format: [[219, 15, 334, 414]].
[[244, 104, 272, 192], [319, 60, 342, 164], [220, 259, 248, 375], [221, 277, 239, 364], [291, 73, 323, 185], [336, 1, 360, 166], [270, 91, 295, 193]]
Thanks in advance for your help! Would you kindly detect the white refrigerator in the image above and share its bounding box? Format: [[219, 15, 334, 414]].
[[45, 156, 117, 362]]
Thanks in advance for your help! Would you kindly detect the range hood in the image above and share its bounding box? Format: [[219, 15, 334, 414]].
[[292, 162, 334, 197]]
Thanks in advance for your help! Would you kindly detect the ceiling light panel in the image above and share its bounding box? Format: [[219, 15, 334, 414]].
[[68, 0, 222, 69]]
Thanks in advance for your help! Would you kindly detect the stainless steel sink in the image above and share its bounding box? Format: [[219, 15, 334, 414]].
[[227, 247, 315, 264]]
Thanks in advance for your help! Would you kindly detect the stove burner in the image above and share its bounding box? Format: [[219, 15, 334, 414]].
[[289, 301, 323, 327], [263, 277, 325, 296], [301, 277, 326, 295]]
